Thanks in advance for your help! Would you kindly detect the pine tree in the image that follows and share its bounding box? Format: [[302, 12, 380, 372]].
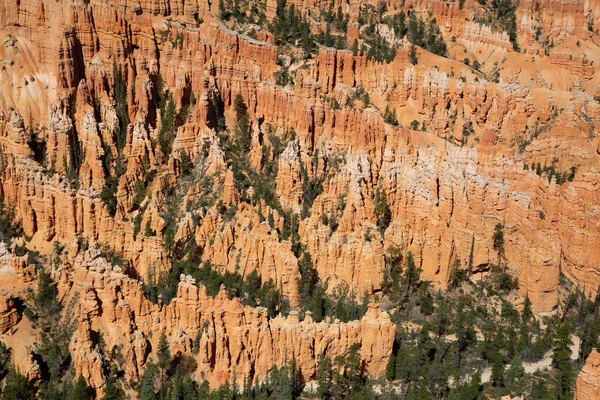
[[403, 252, 421, 289], [102, 374, 126, 400], [301, 19, 313, 54], [530, 378, 550, 399], [157, 334, 171, 381], [580, 313, 600, 364], [553, 323, 574, 399], [522, 293, 533, 323], [409, 45, 418, 65], [375, 189, 392, 234], [396, 252, 422, 311], [450, 372, 482, 399], [420, 291, 434, 315], [138, 365, 156, 400], [352, 39, 359, 56], [491, 357, 505, 387], [505, 357, 524, 388], [317, 356, 333, 397], [449, 258, 466, 289], [298, 252, 319, 313], [407, 12, 419, 44], [0, 200, 22, 244], [72, 376, 92, 400], [492, 223, 505, 267], [456, 299, 477, 367], [324, 22, 333, 47], [434, 293, 451, 339], [233, 94, 251, 153], [384, 106, 399, 126], [233, 93, 247, 120], [426, 19, 437, 53], [289, 357, 302, 399], [518, 296, 533, 355], [2, 367, 35, 400], [467, 234, 475, 277], [158, 96, 177, 162], [385, 352, 396, 381], [344, 344, 364, 394], [113, 63, 129, 151], [219, 0, 230, 20], [393, 11, 407, 37], [0, 342, 10, 378], [35, 268, 60, 314]]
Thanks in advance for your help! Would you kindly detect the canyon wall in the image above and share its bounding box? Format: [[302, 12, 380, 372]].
[[0, 0, 599, 392]]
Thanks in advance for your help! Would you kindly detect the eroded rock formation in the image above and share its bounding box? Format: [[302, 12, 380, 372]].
[[64, 248, 395, 389], [0, 0, 599, 392], [576, 350, 600, 399]]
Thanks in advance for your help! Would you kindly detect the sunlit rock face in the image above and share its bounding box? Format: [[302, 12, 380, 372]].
[[0, 0, 599, 389]]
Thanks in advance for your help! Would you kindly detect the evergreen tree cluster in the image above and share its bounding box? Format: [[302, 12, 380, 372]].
[[157, 76, 189, 163], [315, 2, 349, 50], [357, 4, 378, 26], [0, 265, 94, 399], [299, 152, 325, 219], [27, 116, 48, 168], [219, 0, 266, 25], [269, 0, 315, 53], [317, 344, 374, 398], [322, 2, 349, 33], [356, 9, 447, 64], [267, 0, 351, 54], [274, 62, 294, 86], [136, 349, 307, 400], [316, 20, 348, 51], [99, 64, 132, 217], [383, 106, 399, 126], [297, 253, 368, 323], [0, 198, 22, 244], [361, 24, 398, 63], [492, 223, 505, 267], [148, 93, 365, 327], [485, 0, 520, 51], [64, 92, 83, 190], [345, 86, 371, 107], [524, 161, 577, 185], [113, 64, 129, 152], [386, 11, 448, 57], [144, 258, 288, 318], [218, 94, 287, 210], [378, 241, 593, 399], [375, 189, 392, 234]]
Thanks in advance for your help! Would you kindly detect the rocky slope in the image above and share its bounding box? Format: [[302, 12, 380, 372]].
[[0, 0, 599, 394]]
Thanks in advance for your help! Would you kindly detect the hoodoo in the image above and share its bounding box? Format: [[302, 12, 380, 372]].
[[0, 0, 599, 398]]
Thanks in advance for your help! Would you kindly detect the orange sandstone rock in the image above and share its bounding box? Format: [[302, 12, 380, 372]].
[[576, 350, 600, 400]]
